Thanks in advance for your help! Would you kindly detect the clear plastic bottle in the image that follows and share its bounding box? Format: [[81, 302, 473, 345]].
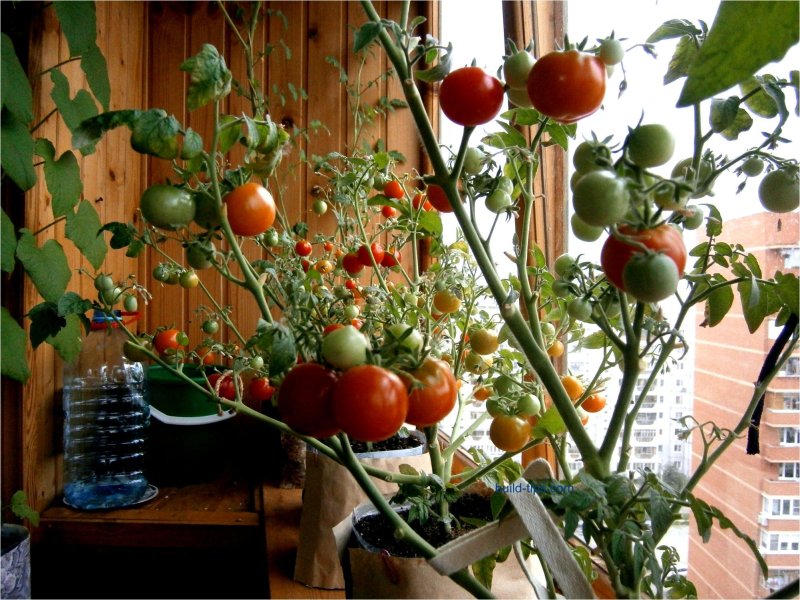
[[62, 311, 150, 509]]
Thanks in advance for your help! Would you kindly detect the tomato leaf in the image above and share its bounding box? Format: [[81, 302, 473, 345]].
[[1, 107, 36, 190], [709, 99, 753, 141], [663, 35, 698, 85], [27, 302, 66, 349], [1, 207, 17, 274], [740, 75, 780, 118], [131, 109, 181, 159], [775, 272, 799, 317], [1, 307, 30, 383], [180, 127, 203, 160], [703, 280, 733, 327], [48, 312, 83, 365], [646, 19, 703, 44], [470, 554, 496, 590], [354, 21, 382, 54], [1, 33, 33, 124], [678, 1, 800, 107], [648, 490, 673, 542], [65, 200, 107, 270], [99, 221, 136, 250], [33, 139, 82, 217], [533, 406, 566, 437], [414, 42, 452, 83], [16, 230, 71, 303], [72, 109, 139, 156], [50, 69, 99, 133], [417, 209, 442, 236], [180, 44, 232, 111]]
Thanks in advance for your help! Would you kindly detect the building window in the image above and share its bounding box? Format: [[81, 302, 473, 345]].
[[674, 444, 682, 452], [763, 569, 800, 592], [634, 429, 656, 443], [763, 497, 800, 517], [779, 427, 800, 445], [778, 462, 800, 479], [778, 356, 800, 377], [780, 247, 800, 268], [782, 394, 800, 411], [760, 532, 800, 553]]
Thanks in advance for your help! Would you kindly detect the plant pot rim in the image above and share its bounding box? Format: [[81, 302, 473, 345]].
[[1, 524, 29, 557]]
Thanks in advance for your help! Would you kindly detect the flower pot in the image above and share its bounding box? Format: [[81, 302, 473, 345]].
[[344, 498, 538, 599], [145, 365, 237, 486], [293, 431, 431, 589], [1, 524, 31, 599]]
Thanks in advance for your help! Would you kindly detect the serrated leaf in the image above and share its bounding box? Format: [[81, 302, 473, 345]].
[[15, 230, 71, 303], [57, 291, 93, 318], [71, 109, 139, 155], [740, 75, 780, 118], [1, 33, 33, 123], [131, 109, 180, 159], [1, 107, 36, 190], [48, 312, 83, 364], [775, 272, 799, 317], [664, 35, 699, 85], [218, 115, 242, 154], [354, 21, 382, 53], [50, 69, 99, 132], [417, 209, 442, 236], [27, 302, 65, 348], [80, 45, 110, 112], [65, 200, 107, 270], [649, 491, 673, 542], [533, 406, 566, 436], [1, 307, 30, 382], [579, 330, 609, 350], [646, 19, 702, 43], [269, 323, 297, 379], [678, 1, 800, 107], [1, 207, 17, 273], [33, 139, 83, 217], [705, 283, 734, 327], [180, 44, 232, 111]]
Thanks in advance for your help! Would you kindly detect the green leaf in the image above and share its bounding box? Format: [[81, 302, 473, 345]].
[[417, 209, 443, 236], [130, 109, 181, 159], [54, 1, 98, 56], [269, 323, 297, 379], [1, 207, 17, 273], [648, 491, 673, 542], [98, 221, 136, 250], [354, 22, 382, 53], [181, 127, 203, 159], [80, 45, 110, 112], [717, 106, 753, 141], [1, 33, 34, 123], [646, 19, 703, 44], [48, 312, 83, 364], [180, 44, 232, 111], [678, 1, 800, 107], [57, 291, 93, 319], [704, 280, 734, 327], [414, 43, 452, 83], [533, 406, 566, 436], [50, 69, 99, 132], [708, 97, 741, 133], [775, 272, 799, 317], [740, 75, 780, 118], [16, 230, 71, 303], [579, 330, 609, 350], [471, 554, 496, 590], [72, 109, 139, 155], [664, 35, 699, 85], [738, 278, 764, 333], [1, 107, 36, 190], [33, 139, 83, 217], [1, 307, 30, 382], [65, 200, 107, 270], [27, 302, 66, 349], [563, 509, 580, 539]]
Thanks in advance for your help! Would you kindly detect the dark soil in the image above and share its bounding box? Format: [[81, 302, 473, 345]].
[[353, 493, 492, 557], [350, 432, 423, 454]]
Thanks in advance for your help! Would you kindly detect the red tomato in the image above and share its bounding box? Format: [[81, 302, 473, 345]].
[[527, 50, 606, 124], [278, 363, 340, 438], [323, 323, 345, 335], [384, 180, 405, 199], [208, 372, 236, 400], [405, 358, 458, 427], [224, 183, 276, 236], [249, 377, 276, 403], [426, 184, 454, 213], [342, 252, 364, 275], [380, 249, 401, 268], [295, 239, 313, 256], [331, 365, 408, 442], [153, 328, 187, 354], [440, 66, 505, 127], [323, 241, 335, 252], [357, 242, 385, 267], [301, 259, 310, 272], [489, 415, 531, 452], [600, 224, 687, 291], [412, 193, 433, 211], [381, 205, 398, 218], [344, 279, 358, 291]]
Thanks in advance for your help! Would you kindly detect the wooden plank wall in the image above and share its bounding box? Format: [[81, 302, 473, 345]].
[[19, 1, 430, 514]]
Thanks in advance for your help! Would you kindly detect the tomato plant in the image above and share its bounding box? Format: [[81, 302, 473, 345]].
[[295, 239, 313, 257], [140, 184, 196, 230], [526, 49, 606, 123], [249, 377, 275, 403], [331, 365, 408, 442], [439, 66, 505, 127], [153, 328, 187, 354], [489, 415, 530, 452], [277, 363, 340, 438], [224, 182, 276, 236], [600, 224, 687, 291], [405, 358, 457, 427]]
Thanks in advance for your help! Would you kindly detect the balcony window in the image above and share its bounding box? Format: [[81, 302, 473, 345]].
[[778, 356, 800, 377], [635, 413, 657, 425], [779, 427, 800, 445], [635, 429, 657, 443], [763, 497, 800, 517], [778, 462, 800, 479], [760, 531, 800, 553], [782, 394, 800, 411]]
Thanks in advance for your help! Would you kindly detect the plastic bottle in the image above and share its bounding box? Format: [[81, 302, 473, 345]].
[[62, 310, 150, 509]]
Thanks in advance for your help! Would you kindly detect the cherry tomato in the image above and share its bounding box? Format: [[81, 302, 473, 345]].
[[278, 363, 340, 438], [201, 319, 219, 335], [489, 415, 530, 452], [342, 252, 364, 275], [153, 328, 187, 354], [622, 252, 680, 303], [527, 49, 606, 124], [380, 249, 401, 268], [473, 385, 492, 401], [412, 193, 433, 211], [249, 377, 276, 403], [381, 205, 398, 218], [440, 66, 505, 127], [600, 224, 687, 291], [357, 242, 385, 267], [504, 51, 535, 89], [759, 168, 799, 213], [572, 171, 629, 227], [123, 294, 138, 312], [208, 372, 236, 400], [295, 239, 313, 257], [384, 180, 405, 199], [469, 329, 499, 355], [94, 274, 115, 292], [426, 184, 454, 213], [582, 393, 607, 413], [179, 270, 200, 288], [405, 358, 458, 427], [331, 365, 408, 442], [140, 184, 196, 230], [433, 289, 461, 314], [561, 375, 584, 401], [321, 325, 369, 370], [312, 199, 328, 215], [315, 259, 334, 274], [224, 182, 276, 236], [547, 339, 565, 358]]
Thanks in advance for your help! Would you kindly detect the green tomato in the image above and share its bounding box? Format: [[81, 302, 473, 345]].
[[343, 304, 360, 320], [741, 156, 765, 177], [622, 253, 679, 303], [186, 240, 215, 270], [179, 270, 200, 288], [572, 141, 611, 174], [140, 184, 196, 230], [312, 199, 328, 215], [682, 206, 704, 230], [653, 180, 689, 211], [385, 323, 424, 356], [153, 263, 173, 283], [567, 297, 593, 322], [193, 192, 221, 229], [552, 280, 573, 299], [572, 171, 630, 227], [571, 213, 604, 242], [599, 38, 625, 66], [322, 325, 369, 370], [517, 394, 542, 417], [123, 294, 138, 313], [503, 51, 535, 89], [758, 168, 799, 213], [403, 292, 419, 307], [497, 176, 514, 195], [493, 374, 516, 396], [100, 286, 123, 305], [94, 274, 115, 292], [627, 124, 675, 168], [202, 319, 220, 335], [553, 253, 576, 278], [486, 397, 504, 417], [540, 322, 556, 338], [486, 189, 513, 213], [263, 228, 280, 247], [250, 355, 265, 371], [506, 87, 534, 108], [463, 147, 484, 175]]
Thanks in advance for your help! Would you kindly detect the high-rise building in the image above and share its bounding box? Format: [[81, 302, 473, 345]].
[[688, 212, 800, 597]]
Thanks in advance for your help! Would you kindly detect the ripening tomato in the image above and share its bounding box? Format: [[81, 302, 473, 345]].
[[600, 224, 686, 291], [547, 339, 565, 358], [208, 372, 236, 400], [224, 183, 276, 236], [581, 393, 607, 413], [249, 377, 276, 403], [433, 289, 462, 314], [473, 385, 492, 401], [527, 50, 606, 124], [561, 375, 584, 401], [278, 363, 340, 438], [426, 184, 454, 213], [384, 180, 405, 199], [140, 184, 196, 231], [357, 242, 385, 267], [412, 193, 433, 211], [153, 328, 187, 354], [295, 239, 313, 257], [405, 358, 458, 427], [489, 415, 530, 452], [331, 365, 409, 442], [440, 66, 505, 127], [342, 252, 364, 275]]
